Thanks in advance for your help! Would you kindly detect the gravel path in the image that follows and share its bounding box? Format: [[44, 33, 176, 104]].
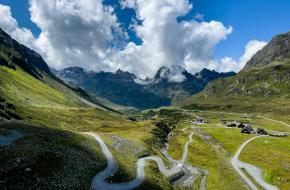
[[232, 135, 279, 190], [200, 170, 209, 190], [257, 116, 290, 128], [84, 132, 196, 190]]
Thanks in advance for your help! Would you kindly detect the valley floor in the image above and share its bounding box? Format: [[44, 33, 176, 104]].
[[1, 107, 290, 190]]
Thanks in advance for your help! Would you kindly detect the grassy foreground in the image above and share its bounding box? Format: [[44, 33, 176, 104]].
[[164, 109, 290, 190], [1, 64, 290, 190], [0, 65, 176, 189]]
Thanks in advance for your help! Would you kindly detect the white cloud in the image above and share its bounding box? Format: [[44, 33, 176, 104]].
[[240, 40, 267, 66], [28, 0, 125, 71], [114, 0, 232, 79], [0, 0, 234, 81], [194, 13, 204, 21], [0, 4, 35, 48], [219, 40, 267, 72]]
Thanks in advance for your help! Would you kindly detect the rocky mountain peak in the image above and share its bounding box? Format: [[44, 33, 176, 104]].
[[244, 31, 290, 70], [63, 67, 85, 73], [154, 65, 187, 83], [0, 27, 52, 78], [197, 68, 215, 77], [114, 69, 136, 80]]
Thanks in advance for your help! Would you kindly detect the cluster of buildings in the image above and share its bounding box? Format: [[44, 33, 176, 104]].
[[190, 117, 287, 137], [222, 120, 267, 135], [191, 117, 208, 124]]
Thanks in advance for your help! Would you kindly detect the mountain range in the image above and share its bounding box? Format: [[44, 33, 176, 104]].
[[183, 31, 290, 114], [1, 24, 290, 190], [0, 27, 117, 122], [2, 24, 290, 113], [52, 65, 235, 109]]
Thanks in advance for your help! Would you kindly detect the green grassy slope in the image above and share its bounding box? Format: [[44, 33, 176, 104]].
[[171, 110, 290, 190], [182, 31, 290, 121], [239, 136, 290, 190], [182, 59, 290, 118], [0, 28, 174, 189], [0, 66, 82, 107]]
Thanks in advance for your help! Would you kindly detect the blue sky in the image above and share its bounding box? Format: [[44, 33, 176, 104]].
[[0, 0, 290, 77], [192, 0, 290, 59], [1, 0, 290, 60]]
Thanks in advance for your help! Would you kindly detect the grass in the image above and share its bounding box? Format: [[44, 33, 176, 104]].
[[0, 65, 176, 189], [166, 122, 248, 190], [139, 161, 172, 190], [1, 60, 290, 190], [241, 168, 264, 190], [239, 136, 290, 190], [0, 67, 81, 107], [168, 132, 189, 160], [201, 128, 251, 156], [0, 122, 106, 190], [182, 60, 290, 125], [251, 117, 290, 132], [13, 105, 173, 189], [180, 110, 290, 190], [187, 110, 290, 133]]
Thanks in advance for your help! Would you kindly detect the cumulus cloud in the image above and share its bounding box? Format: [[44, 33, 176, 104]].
[[0, 4, 35, 47], [219, 40, 267, 72], [194, 13, 204, 21], [239, 40, 267, 66], [113, 0, 232, 78], [0, 0, 234, 81], [29, 0, 125, 71]]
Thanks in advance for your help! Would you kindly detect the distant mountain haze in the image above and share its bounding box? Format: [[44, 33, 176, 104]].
[[0, 26, 236, 111], [52, 65, 235, 109]]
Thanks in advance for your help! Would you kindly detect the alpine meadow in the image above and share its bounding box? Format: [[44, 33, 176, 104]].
[[0, 1, 290, 190]]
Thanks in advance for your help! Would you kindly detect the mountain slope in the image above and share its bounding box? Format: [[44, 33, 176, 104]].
[[146, 66, 235, 103], [52, 67, 170, 109], [0, 28, 133, 189], [0, 28, 163, 190], [53, 66, 235, 109], [0, 28, 197, 190], [0, 28, 119, 118], [183, 30, 290, 114], [244, 31, 290, 70]]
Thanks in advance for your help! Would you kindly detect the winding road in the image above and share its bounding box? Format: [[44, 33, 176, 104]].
[[82, 110, 287, 190], [257, 116, 290, 128], [231, 135, 279, 190], [83, 131, 196, 190], [182, 109, 286, 190]]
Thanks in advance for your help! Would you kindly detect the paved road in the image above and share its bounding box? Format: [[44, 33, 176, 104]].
[[183, 109, 285, 189], [231, 136, 279, 190], [232, 136, 261, 190], [200, 170, 209, 190], [84, 132, 195, 190]]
